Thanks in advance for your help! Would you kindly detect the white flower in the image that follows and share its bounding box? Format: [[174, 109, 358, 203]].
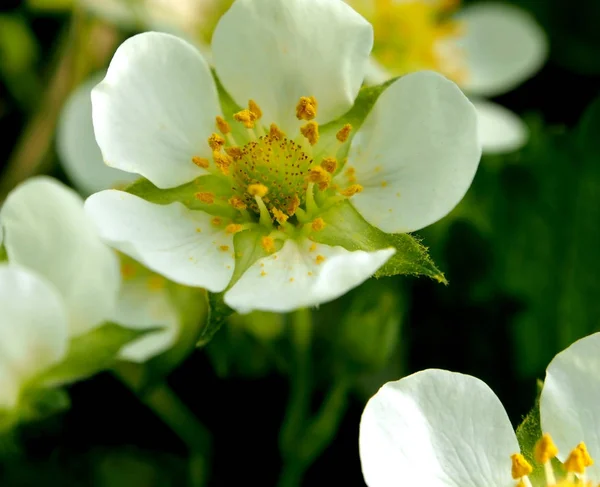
[[359, 332, 600, 487], [352, 0, 548, 154], [85, 0, 481, 314], [0, 264, 69, 411]]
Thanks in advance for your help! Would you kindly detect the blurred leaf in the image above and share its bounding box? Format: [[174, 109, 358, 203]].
[[315, 200, 446, 282], [26, 0, 74, 11], [37, 323, 154, 386], [197, 292, 233, 347], [0, 15, 38, 75]]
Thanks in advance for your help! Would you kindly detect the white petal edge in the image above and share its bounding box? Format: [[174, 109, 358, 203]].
[[473, 99, 528, 154], [1, 177, 120, 337], [344, 71, 481, 233], [92, 32, 221, 189], [224, 239, 394, 314], [212, 0, 373, 133], [0, 264, 69, 410], [359, 369, 519, 487], [113, 276, 180, 363], [85, 190, 234, 292], [457, 2, 548, 97], [540, 332, 600, 483], [57, 74, 138, 195]]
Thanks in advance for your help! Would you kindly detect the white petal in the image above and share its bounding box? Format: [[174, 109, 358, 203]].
[[0, 264, 68, 410], [1, 177, 120, 337], [457, 3, 547, 97], [92, 32, 221, 189], [540, 332, 600, 482], [113, 276, 180, 363], [344, 71, 480, 233], [225, 239, 393, 314], [57, 74, 138, 195], [85, 190, 234, 292], [212, 0, 373, 133], [359, 369, 518, 487], [473, 99, 528, 154]]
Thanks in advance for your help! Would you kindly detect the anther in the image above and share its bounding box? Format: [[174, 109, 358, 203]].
[[228, 196, 247, 210], [345, 166, 357, 183], [535, 434, 559, 464], [307, 166, 330, 184], [340, 184, 363, 197], [272, 207, 289, 224], [208, 133, 225, 151], [225, 223, 243, 234], [287, 194, 301, 216], [213, 151, 232, 175], [248, 100, 263, 120], [195, 192, 215, 204], [296, 96, 318, 121], [511, 454, 533, 480], [216, 116, 231, 134], [269, 123, 285, 140], [300, 121, 319, 146], [192, 156, 210, 169], [564, 446, 587, 475], [315, 255, 325, 265], [225, 146, 243, 160], [261, 236, 276, 254], [575, 442, 594, 467], [211, 217, 222, 226], [321, 157, 338, 174], [234, 109, 257, 129], [336, 123, 352, 143], [247, 184, 269, 198], [311, 218, 326, 231]]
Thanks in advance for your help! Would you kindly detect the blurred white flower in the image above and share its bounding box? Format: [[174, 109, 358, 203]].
[[359, 332, 600, 487], [84, 0, 481, 314], [350, 0, 548, 154]]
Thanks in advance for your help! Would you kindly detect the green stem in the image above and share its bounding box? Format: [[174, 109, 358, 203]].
[[279, 308, 313, 455], [114, 367, 211, 486]]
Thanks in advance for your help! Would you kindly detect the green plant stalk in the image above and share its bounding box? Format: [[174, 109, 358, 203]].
[[114, 366, 211, 487]]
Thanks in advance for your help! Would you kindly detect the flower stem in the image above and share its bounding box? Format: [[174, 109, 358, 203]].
[[114, 366, 211, 486]]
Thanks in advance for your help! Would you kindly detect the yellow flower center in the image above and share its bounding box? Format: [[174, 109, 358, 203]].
[[359, 0, 467, 83], [189, 98, 361, 251], [511, 434, 595, 487]]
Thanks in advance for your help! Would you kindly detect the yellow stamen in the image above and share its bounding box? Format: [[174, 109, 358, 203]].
[[336, 123, 352, 143], [564, 446, 587, 474], [225, 146, 243, 160], [315, 255, 325, 265], [195, 192, 215, 204], [287, 194, 301, 216], [216, 115, 231, 134], [261, 236, 276, 254], [211, 217, 222, 226], [269, 123, 285, 140], [247, 183, 269, 198], [535, 434, 559, 464], [234, 109, 257, 128], [248, 99, 262, 120], [321, 157, 337, 174], [345, 166, 357, 183], [272, 207, 289, 224], [208, 133, 225, 151], [340, 184, 363, 197], [575, 442, 594, 467], [219, 245, 230, 252], [311, 218, 326, 231], [309, 243, 317, 252], [228, 196, 247, 210], [225, 223, 243, 234], [192, 156, 210, 169], [300, 121, 319, 145], [511, 454, 533, 479], [296, 96, 318, 120], [307, 166, 330, 184], [213, 151, 232, 175]]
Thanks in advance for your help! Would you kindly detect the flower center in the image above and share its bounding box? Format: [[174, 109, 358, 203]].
[[362, 0, 467, 83], [189, 97, 360, 253], [511, 434, 595, 487]]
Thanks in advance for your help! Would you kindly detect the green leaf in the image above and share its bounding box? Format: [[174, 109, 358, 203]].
[[313, 201, 445, 282], [36, 324, 155, 386]]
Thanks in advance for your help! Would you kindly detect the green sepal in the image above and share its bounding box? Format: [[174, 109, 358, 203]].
[[197, 291, 233, 347], [229, 227, 272, 285], [314, 201, 446, 283], [34, 323, 156, 387]]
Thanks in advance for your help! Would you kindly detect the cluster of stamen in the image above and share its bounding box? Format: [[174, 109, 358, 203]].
[[190, 96, 358, 254], [511, 434, 595, 487]]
